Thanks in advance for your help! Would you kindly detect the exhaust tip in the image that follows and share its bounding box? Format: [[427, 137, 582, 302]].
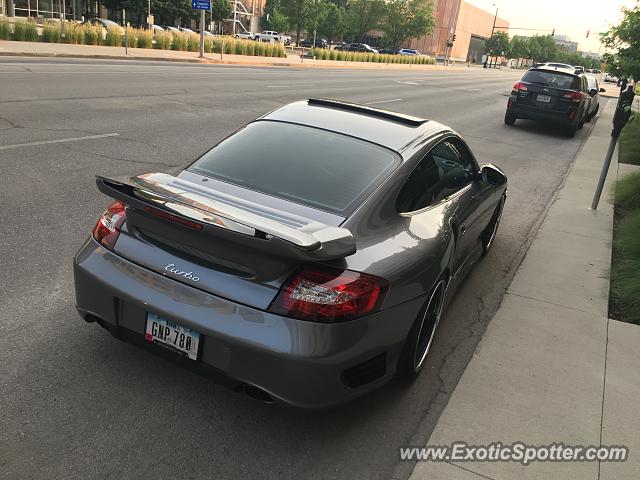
[[244, 385, 275, 404]]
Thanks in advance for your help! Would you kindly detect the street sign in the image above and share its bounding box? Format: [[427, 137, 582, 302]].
[[192, 0, 210, 10]]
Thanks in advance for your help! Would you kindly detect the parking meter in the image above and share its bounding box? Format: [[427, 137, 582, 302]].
[[592, 85, 636, 209]]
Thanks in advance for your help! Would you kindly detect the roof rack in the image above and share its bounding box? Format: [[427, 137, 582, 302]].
[[307, 98, 428, 127]]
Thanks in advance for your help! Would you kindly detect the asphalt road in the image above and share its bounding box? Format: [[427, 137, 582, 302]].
[[0, 58, 603, 480]]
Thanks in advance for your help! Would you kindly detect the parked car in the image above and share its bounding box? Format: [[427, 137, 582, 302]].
[[398, 48, 420, 56], [82, 18, 125, 37], [505, 66, 590, 137], [379, 47, 399, 55], [604, 73, 618, 83], [333, 42, 350, 51], [179, 27, 196, 35], [585, 75, 606, 122], [573, 65, 585, 74], [74, 98, 507, 408], [255, 30, 291, 44], [299, 38, 328, 48], [161, 26, 181, 34], [235, 31, 256, 40], [346, 43, 379, 54], [150, 24, 165, 34]]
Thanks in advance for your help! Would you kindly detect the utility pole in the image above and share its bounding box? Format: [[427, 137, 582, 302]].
[[61, 0, 66, 37], [199, 10, 205, 59], [485, 5, 498, 68], [7, 0, 15, 16]]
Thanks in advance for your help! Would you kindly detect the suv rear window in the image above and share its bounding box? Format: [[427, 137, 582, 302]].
[[188, 121, 401, 215], [522, 70, 579, 90]]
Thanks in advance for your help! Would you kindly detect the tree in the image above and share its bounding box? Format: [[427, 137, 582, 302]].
[[526, 34, 542, 63], [344, 0, 385, 42], [379, 0, 435, 49], [484, 31, 509, 67], [537, 34, 557, 62], [316, 3, 347, 41], [509, 35, 529, 67], [601, 3, 640, 80], [281, 0, 316, 43]]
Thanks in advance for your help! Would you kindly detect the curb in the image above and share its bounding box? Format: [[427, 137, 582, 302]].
[[0, 50, 454, 71]]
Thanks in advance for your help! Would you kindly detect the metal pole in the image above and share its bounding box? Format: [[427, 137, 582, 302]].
[[591, 133, 618, 210], [61, 0, 65, 36], [147, 0, 150, 28], [124, 10, 128, 55], [232, 0, 237, 35], [199, 10, 205, 59]]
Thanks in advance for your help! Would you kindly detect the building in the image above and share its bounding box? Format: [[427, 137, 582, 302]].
[[403, 0, 509, 63], [553, 34, 578, 53]]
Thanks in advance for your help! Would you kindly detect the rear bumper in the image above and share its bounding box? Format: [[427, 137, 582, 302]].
[[73, 239, 422, 409], [507, 97, 576, 126]]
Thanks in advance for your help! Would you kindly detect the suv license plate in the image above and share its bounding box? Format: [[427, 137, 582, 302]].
[[537, 94, 551, 103], [145, 313, 200, 361]]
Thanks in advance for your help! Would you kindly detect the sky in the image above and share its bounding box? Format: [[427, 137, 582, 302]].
[[466, 0, 637, 53]]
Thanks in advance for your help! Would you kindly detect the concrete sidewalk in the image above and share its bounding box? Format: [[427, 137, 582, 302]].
[[0, 40, 459, 70], [409, 100, 640, 479]]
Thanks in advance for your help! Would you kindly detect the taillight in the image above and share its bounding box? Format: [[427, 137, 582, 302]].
[[92, 200, 126, 250], [269, 267, 389, 322], [513, 82, 528, 92], [563, 91, 582, 103]]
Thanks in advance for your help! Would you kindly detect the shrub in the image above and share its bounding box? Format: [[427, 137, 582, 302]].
[[336, 51, 345, 61], [137, 29, 153, 49], [245, 40, 255, 56], [0, 18, 12, 40], [125, 27, 138, 48], [186, 34, 199, 52], [223, 39, 233, 54], [83, 25, 100, 45], [24, 21, 38, 41], [42, 24, 61, 43], [212, 38, 223, 53], [12, 21, 26, 41], [204, 37, 213, 53], [236, 39, 248, 55], [64, 23, 84, 44], [154, 32, 171, 50], [105, 27, 122, 47], [171, 32, 186, 51], [329, 49, 337, 61]]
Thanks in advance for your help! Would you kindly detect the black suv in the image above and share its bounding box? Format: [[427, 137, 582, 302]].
[[504, 67, 590, 137]]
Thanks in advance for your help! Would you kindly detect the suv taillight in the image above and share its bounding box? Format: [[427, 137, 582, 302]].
[[513, 82, 528, 92], [563, 91, 583, 102], [92, 200, 126, 250], [269, 267, 389, 323]]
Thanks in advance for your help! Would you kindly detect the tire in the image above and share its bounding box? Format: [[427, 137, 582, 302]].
[[578, 115, 585, 129], [504, 111, 516, 126], [585, 110, 593, 123], [396, 278, 447, 381], [481, 194, 505, 256], [566, 123, 577, 137]]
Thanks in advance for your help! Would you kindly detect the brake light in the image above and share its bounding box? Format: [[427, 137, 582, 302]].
[[143, 206, 203, 230], [269, 267, 389, 322], [92, 200, 126, 250], [513, 82, 528, 92], [563, 91, 582, 103]]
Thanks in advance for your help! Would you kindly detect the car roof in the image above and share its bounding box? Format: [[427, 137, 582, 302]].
[[530, 66, 579, 76], [261, 99, 449, 155]]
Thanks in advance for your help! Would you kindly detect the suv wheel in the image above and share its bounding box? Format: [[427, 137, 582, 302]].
[[566, 123, 577, 137], [504, 111, 516, 126]]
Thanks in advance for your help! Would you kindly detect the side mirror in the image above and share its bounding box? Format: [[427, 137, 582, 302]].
[[443, 168, 471, 189], [588, 88, 598, 96], [481, 164, 507, 186], [599, 87, 606, 93]]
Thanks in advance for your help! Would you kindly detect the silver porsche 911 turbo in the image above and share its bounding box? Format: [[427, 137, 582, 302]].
[[74, 98, 507, 409]]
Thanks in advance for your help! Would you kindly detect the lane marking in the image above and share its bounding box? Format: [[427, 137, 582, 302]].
[[267, 84, 314, 88], [0, 133, 120, 151], [395, 81, 423, 85], [364, 98, 404, 105]]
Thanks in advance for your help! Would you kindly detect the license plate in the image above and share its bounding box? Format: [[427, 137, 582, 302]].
[[145, 313, 200, 361], [537, 94, 551, 103]]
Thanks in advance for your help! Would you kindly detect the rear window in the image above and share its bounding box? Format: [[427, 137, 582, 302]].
[[188, 121, 401, 215], [523, 70, 579, 90]]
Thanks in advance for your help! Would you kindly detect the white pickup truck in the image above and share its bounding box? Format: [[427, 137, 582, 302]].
[[255, 31, 291, 44]]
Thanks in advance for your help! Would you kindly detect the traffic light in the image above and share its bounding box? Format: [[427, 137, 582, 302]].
[[586, 30, 590, 38], [552, 28, 555, 36]]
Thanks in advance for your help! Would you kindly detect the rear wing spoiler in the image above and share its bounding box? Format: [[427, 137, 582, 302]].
[[95, 172, 356, 260]]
